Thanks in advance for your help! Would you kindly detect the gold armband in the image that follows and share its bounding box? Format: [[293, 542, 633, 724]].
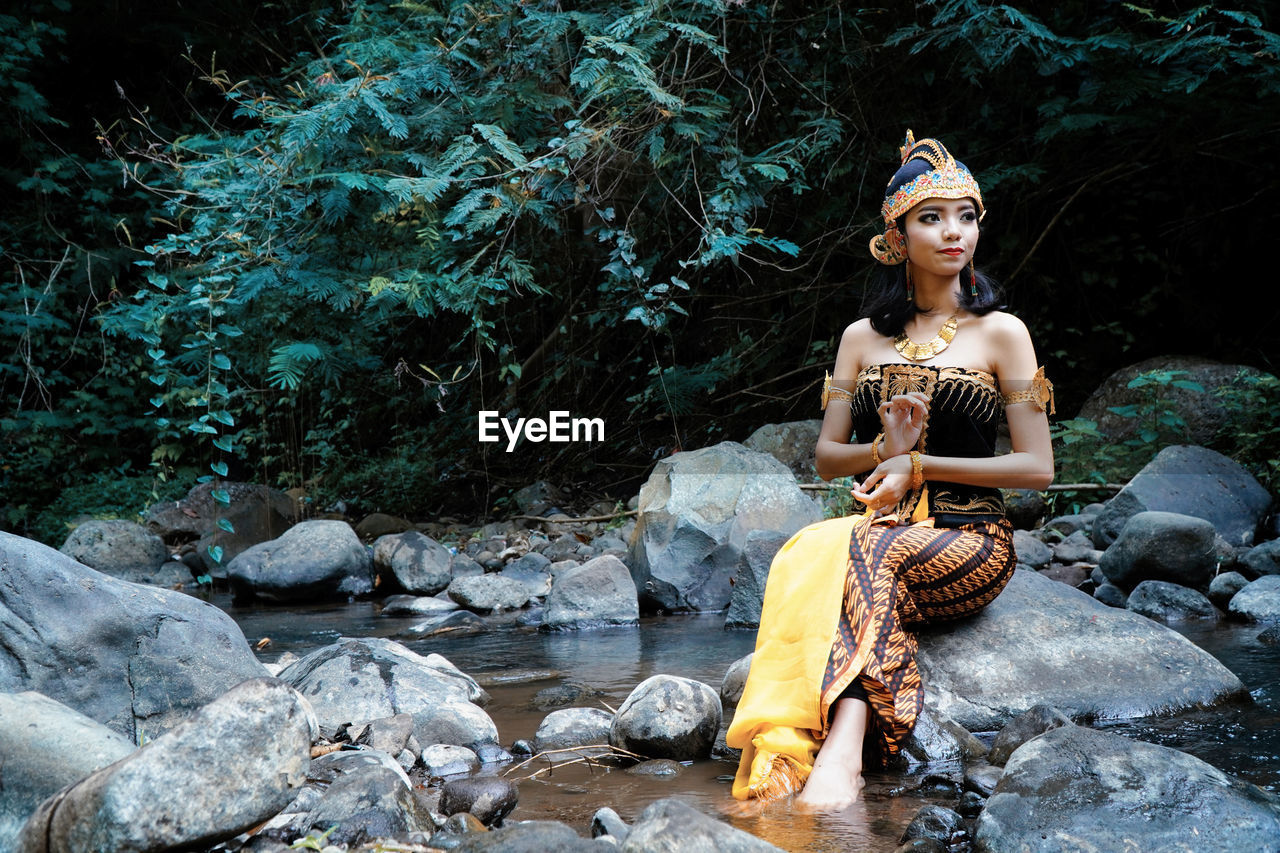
[[909, 451, 924, 490], [1001, 366, 1055, 415], [821, 371, 854, 410], [871, 433, 884, 466]]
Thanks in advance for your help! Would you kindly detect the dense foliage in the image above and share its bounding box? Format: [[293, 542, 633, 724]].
[[4, 0, 1279, 540]]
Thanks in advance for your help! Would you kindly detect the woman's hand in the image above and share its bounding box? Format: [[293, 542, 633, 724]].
[[877, 392, 929, 457], [852, 453, 914, 514]]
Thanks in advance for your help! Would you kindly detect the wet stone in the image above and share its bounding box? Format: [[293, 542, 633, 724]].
[[624, 759, 685, 777], [438, 777, 520, 826]]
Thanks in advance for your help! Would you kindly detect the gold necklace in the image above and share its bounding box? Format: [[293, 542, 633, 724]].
[[894, 313, 958, 361]]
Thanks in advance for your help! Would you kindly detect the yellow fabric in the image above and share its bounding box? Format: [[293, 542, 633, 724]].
[[727, 513, 861, 800]]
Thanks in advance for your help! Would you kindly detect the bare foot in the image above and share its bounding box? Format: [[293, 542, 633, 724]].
[[793, 764, 865, 812]]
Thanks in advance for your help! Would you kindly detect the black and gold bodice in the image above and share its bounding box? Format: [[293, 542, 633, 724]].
[[852, 363, 1006, 527]]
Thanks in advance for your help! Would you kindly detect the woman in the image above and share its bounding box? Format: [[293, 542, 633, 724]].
[[726, 131, 1055, 811]]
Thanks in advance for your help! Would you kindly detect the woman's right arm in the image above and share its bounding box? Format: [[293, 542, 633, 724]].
[[815, 321, 877, 481]]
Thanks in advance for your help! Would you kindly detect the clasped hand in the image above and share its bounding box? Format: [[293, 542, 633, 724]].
[[854, 393, 929, 514]]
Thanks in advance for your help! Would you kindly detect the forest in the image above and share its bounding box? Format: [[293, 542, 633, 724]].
[[3, 0, 1279, 545]]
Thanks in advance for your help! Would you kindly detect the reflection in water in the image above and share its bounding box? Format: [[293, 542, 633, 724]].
[[224, 596, 1280, 851]]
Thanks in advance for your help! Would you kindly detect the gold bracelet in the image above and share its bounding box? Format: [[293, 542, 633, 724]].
[[871, 433, 884, 466], [909, 451, 924, 490]]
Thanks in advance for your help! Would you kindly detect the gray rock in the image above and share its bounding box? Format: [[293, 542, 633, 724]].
[[349, 713, 414, 756], [450, 551, 485, 578], [0, 532, 268, 742], [901, 804, 966, 847], [891, 704, 989, 769], [541, 554, 640, 630], [278, 637, 497, 748], [591, 806, 630, 842], [1229, 575, 1280, 622], [227, 519, 373, 603], [621, 797, 786, 851], [724, 530, 790, 628], [533, 707, 614, 754], [1011, 529, 1052, 569], [448, 574, 531, 612], [381, 593, 460, 616], [893, 841, 946, 853], [1093, 582, 1128, 608], [439, 776, 520, 826], [721, 653, 753, 708], [401, 610, 491, 638], [1243, 540, 1280, 576], [987, 705, 1072, 767], [742, 419, 823, 477], [150, 481, 298, 575], [531, 682, 601, 711], [17, 678, 312, 853], [1208, 571, 1250, 608], [1051, 530, 1097, 565], [0, 692, 135, 851], [610, 675, 721, 761], [1259, 625, 1280, 645], [500, 551, 553, 597], [916, 570, 1244, 733], [302, 752, 430, 846], [1127, 580, 1218, 622], [449, 820, 598, 852], [625, 759, 684, 776], [59, 519, 169, 581], [513, 480, 564, 516], [1001, 489, 1046, 531], [629, 441, 822, 612], [373, 531, 453, 594], [1042, 513, 1093, 538], [974, 724, 1280, 852], [1098, 510, 1218, 589], [964, 762, 1004, 798], [1091, 445, 1271, 548], [355, 512, 413, 540], [421, 744, 480, 777]]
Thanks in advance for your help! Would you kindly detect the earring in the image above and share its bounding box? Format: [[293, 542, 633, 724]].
[[968, 260, 978, 297], [905, 262, 914, 303]]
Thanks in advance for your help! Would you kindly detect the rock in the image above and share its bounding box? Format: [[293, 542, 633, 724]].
[[742, 419, 822, 478], [421, 744, 480, 777], [0, 532, 268, 741], [1243, 540, 1280, 576], [227, 519, 373, 603], [916, 570, 1244, 732], [1127, 580, 1218, 622], [448, 574, 531, 612], [348, 713, 414, 755], [513, 480, 564, 516], [892, 704, 988, 769], [451, 551, 485, 578], [17, 678, 312, 853], [987, 705, 1072, 766], [302, 751, 431, 846], [0, 692, 136, 851], [1091, 445, 1270, 548], [533, 707, 614, 754], [381, 593, 460, 616], [1042, 513, 1094, 538], [355, 512, 414, 540], [449, 820, 599, 852], [278, 638, 497, 748], [893, 841, 946, 853], [1011, 529, 1052, 569], [1001, 489, 1046, 530], [1078, 357, 1271, 448], [439, 777, 520, 826], [541, 554, 640, 630], [1038, 563, 1088, 588], [1098, 510, 1218, 589], [401, 610, 491, 638], [1259, 625, 1280, 645], [901, 804, 966, 848], [59, 519, 169, 582], [1051, 530, 1097, 564], [1208, 571, 1250, 608], [610, 675, 721, 761], [1229, 575, 1280, 622], [629, 441, 822, 612], [373, 531, 453, 594], [532, 682, 601, 711], [473, 742, 513, 765], [1093, 582, 1127, 608], [500, 552, 553, 597], [621, 797, 786, 851], [721, 653, 753, 707], [974, 724, 1280, 852], [724, 530, 790, 629], [625, 759, 684, 777], [592, 806, 630, 842], [152, 481, 299, 574], [964, 762, 1004, 798]]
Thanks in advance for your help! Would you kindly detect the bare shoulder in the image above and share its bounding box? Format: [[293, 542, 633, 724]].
[[977, 311, 1040, 380], [971, 310, 1032, 343], [833, 318, 876, 379]]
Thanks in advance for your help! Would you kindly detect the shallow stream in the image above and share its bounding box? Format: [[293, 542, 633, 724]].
[[224, 597, 1280, 851]]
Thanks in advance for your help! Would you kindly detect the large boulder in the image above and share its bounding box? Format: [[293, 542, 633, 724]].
[[541, 554, 639, 630], [1077, 356, 1270, 447], [17, 678, 314, 853], [610, 675, 721, 761], [532, 707, 614, 754], [145, 480, 298, 572], [278, 638, 498, 748], [742, 419, 823, 478], [0, 692, 135, 851], [59, 520, 169, 583], [974, 724, 1280, 852], [0, 532, 269, 742], [1091, 445, 1271, 548], [447, 574, 531, 612], [1229, 575, 1280, 622], [916, 570, 1244, 732], [621, 798, 785, 852], [226, 519, 373, 603], [1126, 580, 1217, 622], [373, 531, 453, 594], [629, 441, 822, 612], [724, 530, 790, 629], [1097, 511, 1218, 589]]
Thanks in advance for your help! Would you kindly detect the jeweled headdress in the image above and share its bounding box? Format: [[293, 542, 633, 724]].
[[869, 130, 985, 265]]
